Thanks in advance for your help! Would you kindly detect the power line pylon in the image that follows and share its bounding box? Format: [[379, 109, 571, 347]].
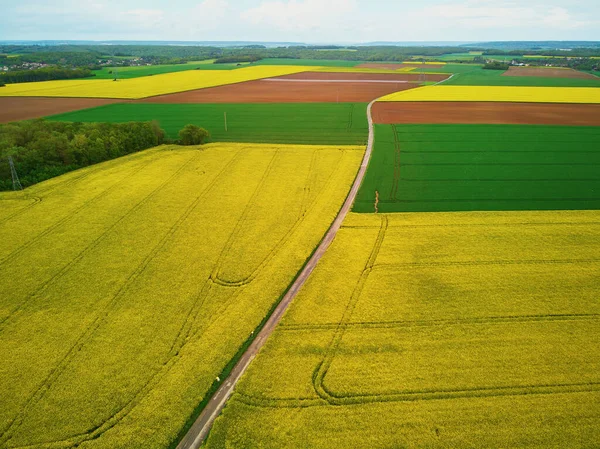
[[9, 156, 23, 191]]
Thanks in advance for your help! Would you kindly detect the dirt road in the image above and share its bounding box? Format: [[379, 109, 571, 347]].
[[175, 99, 379, 449]]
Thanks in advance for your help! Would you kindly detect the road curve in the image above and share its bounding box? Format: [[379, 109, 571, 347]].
[[176, 98, 379, 449]]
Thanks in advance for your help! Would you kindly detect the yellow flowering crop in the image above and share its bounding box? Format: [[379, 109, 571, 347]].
[[0, 143, 363, 448], [207, 209, 600, 448], [0, 65, 317, 99], [378, 85, 600, 103]]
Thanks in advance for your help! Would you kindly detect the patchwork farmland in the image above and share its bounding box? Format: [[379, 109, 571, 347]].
[[1, 49, 599, 449]]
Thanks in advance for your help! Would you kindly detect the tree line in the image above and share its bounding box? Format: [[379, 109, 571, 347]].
[[0, 120, 212, 191], [0, 67, 95, 84], [0, 120, 165, 190]]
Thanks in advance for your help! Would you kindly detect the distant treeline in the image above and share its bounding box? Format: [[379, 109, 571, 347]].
[[0, 51, 102, 67], [514, 57, 599, 72], [2, 44, 600, 74], [483, 61, 510, 70], [0, 44, 520, 65], [0, 120, 165, 190], [0, 67, 95, 84], [214, 55, 262, 64]]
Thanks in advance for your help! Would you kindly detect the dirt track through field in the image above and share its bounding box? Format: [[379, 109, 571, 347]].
[[502, 66, 598, 79], [140, 79, 421, 103], [0, 97, 123, 123], [372, 102, 600, 126], [175, 99, 379, 449]]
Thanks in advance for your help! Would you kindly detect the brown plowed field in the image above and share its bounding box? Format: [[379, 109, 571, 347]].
[[272, 71, 449, 82], [502, 66, 598, 79], [356, 63, 445, 70], [0, 97, 123, 123], [372, 102, 600, 126], [141, 79, 421, 104]]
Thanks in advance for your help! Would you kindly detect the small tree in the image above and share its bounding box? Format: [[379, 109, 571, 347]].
[[178, 124, 210, 145]]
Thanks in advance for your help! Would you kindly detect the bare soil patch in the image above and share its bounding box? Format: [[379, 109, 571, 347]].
[[141, 79, 421, 104], [356, 63, 445, 70], [502, 66, 598, 79], [0, 97, 123, 123], [372, 102, 600, 126]]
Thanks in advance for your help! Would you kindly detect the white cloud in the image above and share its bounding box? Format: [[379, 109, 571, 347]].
[[121, 9, 165, 29], [241, 0, 358, 33], [188, 0, 231, 31], [419, 1, 590, 30]]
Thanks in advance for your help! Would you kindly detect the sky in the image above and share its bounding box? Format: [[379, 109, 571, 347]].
[[0, 0, 599, 43]]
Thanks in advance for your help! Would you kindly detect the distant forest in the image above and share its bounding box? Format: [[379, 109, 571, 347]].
[[0, 43, 598, 84], [2, 43, 598, 68]]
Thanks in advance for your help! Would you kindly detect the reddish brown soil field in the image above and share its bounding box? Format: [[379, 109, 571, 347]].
[[502, 66, 598, 79], [272, 71, 449, 82], [141, 79, 421, 103], [0, 97, 123, 123], [356, 63, 445, 70], [372, 102, 600, 126]]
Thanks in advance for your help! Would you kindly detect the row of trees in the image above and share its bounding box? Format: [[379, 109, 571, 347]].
[[0, 67, 95, 84], [214, 55, 262, 64], [483, 61, 510, 70], [0, 120, 166, 190], [0, 121, 211, 191]]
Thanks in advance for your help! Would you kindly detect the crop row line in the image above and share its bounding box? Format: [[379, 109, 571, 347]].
[[0, 154, 155, 268], [234, 382, 600, 410], [0, 150, 236, 447], [281, 313, 600, 332], [312, 216, 388, 401], [0, 151, 201, 332]]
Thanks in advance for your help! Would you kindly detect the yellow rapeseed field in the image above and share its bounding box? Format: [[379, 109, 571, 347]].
[[207, 210, 600, 448], [0, 143, 363, 448], [0, 65, 316, 99], [378, 85, 600, 103]]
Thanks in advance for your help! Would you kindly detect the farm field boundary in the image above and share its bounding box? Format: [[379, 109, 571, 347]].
[[371, 102, 600, 126], [46, 103, 370, 144], [0, 97, 125, 123], [379, 85, 600, 103], [354, 124, 600, 213], [176, 98, 380, 449], [502, 66, 599, 79], [0, 65, 320, 99], [138, 79, 418, 104]]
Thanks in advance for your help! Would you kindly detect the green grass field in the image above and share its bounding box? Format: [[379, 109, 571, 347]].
[[47, 103, 369, 145], [354, 124, 600, 213], [0, 142, 362, 449], [90, 61, 246, 79], [423, 64, 600, 86], [205, 210, 600, 449]]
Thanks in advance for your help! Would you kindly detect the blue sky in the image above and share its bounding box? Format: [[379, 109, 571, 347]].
[[1, 0, 599, 42]]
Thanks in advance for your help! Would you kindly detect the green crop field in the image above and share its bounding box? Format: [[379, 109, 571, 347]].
[[422, 64, 600, 86], [90, 61, 246, 79], [47, 103, 369, 145], [0, 142, 362, 449], [206, 210, 600, 449], [354, 124, 600, 213]]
